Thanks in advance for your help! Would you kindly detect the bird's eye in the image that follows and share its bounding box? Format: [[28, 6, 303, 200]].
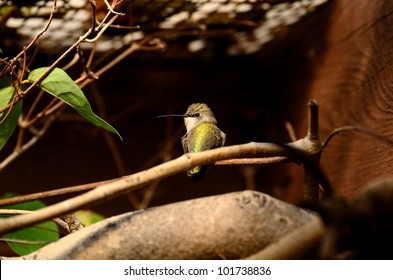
[[193, 113, 200, 117]]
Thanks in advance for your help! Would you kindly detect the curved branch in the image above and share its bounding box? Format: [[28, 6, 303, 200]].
[[321, 125, 393, 148], [0, 157, 289, 207], [0, 140, 310, 235]]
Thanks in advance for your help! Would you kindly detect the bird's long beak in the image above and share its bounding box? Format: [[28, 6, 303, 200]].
[[157, 114, 185, 118]]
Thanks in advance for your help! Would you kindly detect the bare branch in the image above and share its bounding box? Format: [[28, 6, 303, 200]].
[[85, 15, 120, 43], [103, 0, 125, 16], [0, 209, 69, 232], [321, 125, 393, 148], [0, 113, 58, 171], [307, 99, 320, 141], [0, 0, 143, 171], [11, 0, 57, 63], [78, 38, 166, 89], [0, 139, 317, 236], [0, 238, 50, 245], [216, 156, 290, 166], [0, 178, 117, 207]]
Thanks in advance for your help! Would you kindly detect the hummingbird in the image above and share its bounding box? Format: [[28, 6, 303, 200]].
[[158, 103, 226, 181]]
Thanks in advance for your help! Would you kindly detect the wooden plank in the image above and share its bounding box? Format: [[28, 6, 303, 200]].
[[307, 0, 393, 198]]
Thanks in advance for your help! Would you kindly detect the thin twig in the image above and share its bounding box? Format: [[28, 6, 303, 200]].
[[215, 157, 290, 166], [0, 238, 51, 245], [21, 95, 59, 128], [42, 100, 64, 117], [0, 209, 69, 232], [77, 45, 98, 80], [103, 0, 125, 16], [88, 82, 126, 175], [321, 125, 393, 148], [88, 0, 97, 39], [22, 90, 46, 126], [0, 113, 58, 171], [108, 24, 141, 30], [285, 121, 297, 142], [62, 53, 80, 71], [19, 47, 27, 82], [85, 15, 120, 43], [307, 99, 320, 141], [0, 178, 117, 207], [78, 38, 166, 89], [138, 180, 161, 209], [11, 0, 57, 63], [0, 0, 132, 171], [238, 166, 258, 190], [0, 95, 15, 126], [0, 31, 91, 115], [0, 0, 123, 114], [86, 42, 98, 69]]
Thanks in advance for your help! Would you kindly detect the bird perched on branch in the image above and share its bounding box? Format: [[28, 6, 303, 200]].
[[159, 103, 226, 181]]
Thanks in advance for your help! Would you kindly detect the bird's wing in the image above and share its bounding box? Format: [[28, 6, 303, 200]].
[[181, 134, 189, 153], [219, 129, 226, 147]]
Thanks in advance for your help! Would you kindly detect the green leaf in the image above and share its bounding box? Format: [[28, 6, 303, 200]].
[[28, 67, 122, 140], [0, 193, 59, 256], [0, 87, 23, 151], [76, 210, 105, 226]]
